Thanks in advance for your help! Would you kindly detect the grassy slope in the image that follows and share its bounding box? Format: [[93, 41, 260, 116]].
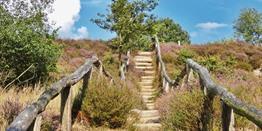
[[0, 39, 141, 130], [157, 41, 262, 130]]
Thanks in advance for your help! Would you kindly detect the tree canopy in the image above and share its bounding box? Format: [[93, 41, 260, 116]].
[[234, 8, 262, 45], [92, 0, 158, 53], [152, 18, 190, 44]]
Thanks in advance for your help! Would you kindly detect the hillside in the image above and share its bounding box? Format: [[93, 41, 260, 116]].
[[1, 40, 261, 130], [156, 41, 262, 130]]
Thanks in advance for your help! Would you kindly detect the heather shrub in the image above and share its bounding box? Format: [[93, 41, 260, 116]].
[[234, 62, 253, 71], [81, 78, 142, 128], [0, 98, 23, 124], [161, 89, 204, 130]]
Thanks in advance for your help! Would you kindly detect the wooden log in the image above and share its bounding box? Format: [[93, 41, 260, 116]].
[[221, 101, 235, 131], [28, 115, 42, 131], [60, 86, 73, 131], [186, 59, 262, 127], [7, 57, 98, 131], [165, 82, 170, 93], [200, 79, 214, 131]]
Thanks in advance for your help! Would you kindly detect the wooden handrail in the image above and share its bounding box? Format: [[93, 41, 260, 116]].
[[7, 56, 115, 131], [154, 35, 185, 92], [186, 59, 262, 128], [153, 35, 262, 129]]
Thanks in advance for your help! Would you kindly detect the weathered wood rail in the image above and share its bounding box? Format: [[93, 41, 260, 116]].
[[7, 56, 114, 131], [153, 35, 262, 130]]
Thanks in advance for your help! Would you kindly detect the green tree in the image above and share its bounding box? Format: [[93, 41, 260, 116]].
[[92, 0, 158, 55], [234, 8, 262, 45], [152, 18, 190, 44], [0, 1, 61, 84]]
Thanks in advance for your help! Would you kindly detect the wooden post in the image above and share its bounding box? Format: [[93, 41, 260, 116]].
[[200, 80, 214, 131], [28, 115, 42, 131], [165, 82, 170, 93], [162, 77, 166, 90], [60, 86, 73, 131], [221, 102, 235, 131], [80, 70, 92, 105]]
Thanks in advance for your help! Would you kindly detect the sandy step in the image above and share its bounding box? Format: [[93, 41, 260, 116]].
[[140, 116, 160, 123], [141, 88, 157, 92], [144, 71, 155, 74], [141, 76, 155, 79], [135, 66, 153, 70], [135, 62, 153, 66], [137, 51, 154, 56], [141, 85, 153, 88], [139, 110, 159, 117], [134, 58, 153, 62], [134, 123, 161, 131]]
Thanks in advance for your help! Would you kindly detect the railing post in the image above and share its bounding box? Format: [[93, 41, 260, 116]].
[[81, 70, 92, 100], [165, 82, 170, 93], [200, 79, 214, 131], [221, 102, 235, 131], [28, 115, 42, 131], [60, 86, 73, 131]]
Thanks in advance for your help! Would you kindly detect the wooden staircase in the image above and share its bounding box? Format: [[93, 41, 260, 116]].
[[133, 51, 162, 131]]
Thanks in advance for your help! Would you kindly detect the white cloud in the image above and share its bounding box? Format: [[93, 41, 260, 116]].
[[74, 26, 89, 39], [48, 0, 88, 39], [196, 22, 227, 30]]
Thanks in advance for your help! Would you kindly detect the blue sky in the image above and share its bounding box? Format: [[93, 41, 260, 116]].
[[49, 0, 262, 44]]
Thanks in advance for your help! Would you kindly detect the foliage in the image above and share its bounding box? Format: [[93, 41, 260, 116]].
[[177, 48, 196, 63], [234, 8, 262, 45], [161, 89, 204, 130], [0, 1, 61, 83], [92, 0, 158, 54], [152, 18, 190, 44], [81, 78, 142, 128]]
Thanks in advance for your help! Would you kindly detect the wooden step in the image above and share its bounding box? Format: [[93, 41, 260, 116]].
[[137, 51, 154, 56], [134, 123, 162, 131], [135, 66, 153, 70], [141, 76, 155, 79], [134, 58, 153, 62], [139, 110, 159, 117], [144, 71, 155, 74], [140, 116, 160, 123], [140, 85, 153, 89], [135, 62, 153, 66], [141, 88, 157, 92]]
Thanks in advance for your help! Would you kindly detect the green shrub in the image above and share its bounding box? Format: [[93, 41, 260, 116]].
[[162, 89, 204, 130], [81, 78, 142, 128], [0, 5, 61, 84], [197, 55, 225, 72], [178, 48, 196, 63]]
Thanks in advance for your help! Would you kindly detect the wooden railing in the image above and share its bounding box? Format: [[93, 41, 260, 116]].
[[154, 36, 186, 92], [153, 35, 262, 130], [7, 56, 114, 131]]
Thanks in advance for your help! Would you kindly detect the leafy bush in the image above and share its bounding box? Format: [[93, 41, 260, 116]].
[[0, 4, 61, 84], [161, 89, 204, 130], [178, 48, 196, 63], [81, 78, 142, 128], [197, 55, 224, 72]]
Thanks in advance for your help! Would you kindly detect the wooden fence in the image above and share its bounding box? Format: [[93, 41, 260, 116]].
[[153, 35, 262, 130], [7, 56, 114, 131]]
